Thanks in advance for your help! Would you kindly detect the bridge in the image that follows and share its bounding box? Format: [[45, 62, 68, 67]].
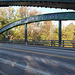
[[0, 0, 75, 10], [0, 12, 75, 47], [0, 11, 75, 75], [0, 1, 75, 75], [0, 43, 75, 75]]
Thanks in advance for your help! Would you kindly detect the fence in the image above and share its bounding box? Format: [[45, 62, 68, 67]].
[[28, 40, 75, 48], [0, 39, 75, 48]]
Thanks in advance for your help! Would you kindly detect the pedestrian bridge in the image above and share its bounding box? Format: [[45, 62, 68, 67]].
[[0, 12, 75, 47]]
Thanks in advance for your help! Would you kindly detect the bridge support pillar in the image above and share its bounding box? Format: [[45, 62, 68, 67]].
[[59, 20, 62, 47], [5, 30, 8, 43], [25, 24, 27, 45]]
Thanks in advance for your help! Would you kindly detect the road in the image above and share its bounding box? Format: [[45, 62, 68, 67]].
[[0, 43, 75, 75]]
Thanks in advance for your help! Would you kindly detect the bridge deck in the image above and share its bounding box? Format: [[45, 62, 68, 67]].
[[0, 43, 75, 75], [0, 0, 75, 9]]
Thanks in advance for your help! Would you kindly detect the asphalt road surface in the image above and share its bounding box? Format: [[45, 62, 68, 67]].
[[0, 43, 75, 75]]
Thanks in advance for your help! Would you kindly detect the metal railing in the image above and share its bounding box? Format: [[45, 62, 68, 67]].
[[28, 40, 75, 48], [0, 39, 75, 48], [61, 40, 75, 48]]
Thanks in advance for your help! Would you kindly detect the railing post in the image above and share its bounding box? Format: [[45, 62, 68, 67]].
[[51, 40, 52, 46], [63, 40, 64, 47], [51, 40, 53, 46], [25, 23, 27, 45], [54, 40, 55, 46], [59, 20, 62, 47], [5, 30, 8, 43]]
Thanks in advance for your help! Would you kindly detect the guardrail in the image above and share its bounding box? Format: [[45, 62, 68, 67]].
[[28, 40, 75, 48], [0, 39, 75, 48]]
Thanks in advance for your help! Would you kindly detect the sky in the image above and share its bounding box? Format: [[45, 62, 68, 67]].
[[13, 6, 75, 14], [13, 6, 75, 27]]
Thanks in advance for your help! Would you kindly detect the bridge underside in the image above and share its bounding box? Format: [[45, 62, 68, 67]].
[[0, 1, 75, 10]]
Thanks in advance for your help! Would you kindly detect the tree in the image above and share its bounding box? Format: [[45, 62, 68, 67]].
[[12, 7, 41, 40], [39, 21, 53, 40], [62, 23, 75, 40]]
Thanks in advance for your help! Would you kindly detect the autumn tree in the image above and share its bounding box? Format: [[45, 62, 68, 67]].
[[12, 7, 41, 39], [62, 23, 75, 40], [39, 21, 54, 40]]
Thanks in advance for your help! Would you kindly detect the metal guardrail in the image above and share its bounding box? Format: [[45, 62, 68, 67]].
[[0, 39, 75, 48], [0, 39, 25, 44], [28, 40, 75, 48]]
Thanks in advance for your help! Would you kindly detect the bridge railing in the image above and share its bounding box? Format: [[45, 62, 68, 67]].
[[0, 39, 25, 44], [0, 39, 75, 48], [61, 40, 75, 48], [28, 40, 75, 48], [28, 40, 59, 46]]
